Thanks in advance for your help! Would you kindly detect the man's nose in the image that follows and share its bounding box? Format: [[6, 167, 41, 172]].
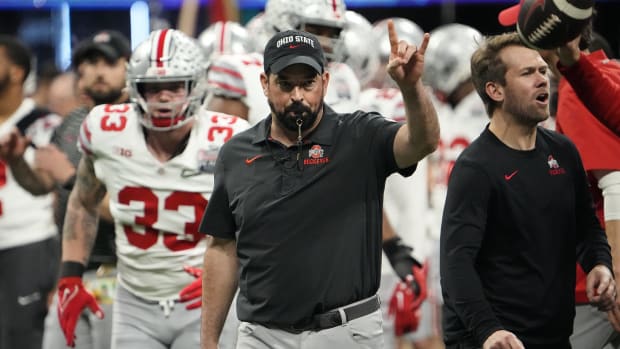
[[290, 86, 304, 101]]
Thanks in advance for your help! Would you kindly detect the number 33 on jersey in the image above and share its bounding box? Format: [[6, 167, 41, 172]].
[[77, 103, 248, 300]]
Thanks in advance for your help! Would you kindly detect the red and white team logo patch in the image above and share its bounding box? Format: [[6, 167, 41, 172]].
[[547, 155, 566, 176], [304, 145, 329, 166], [309, 145, 324, 159]]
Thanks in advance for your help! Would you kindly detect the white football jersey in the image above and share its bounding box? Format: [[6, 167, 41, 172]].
[[359, 87, 405, 122], [0, 98, 60, 249], [426, 91, 488, 238], [325, 61, 361, 113], [79, 103, 249, 300], [206, 52, 270, 126]]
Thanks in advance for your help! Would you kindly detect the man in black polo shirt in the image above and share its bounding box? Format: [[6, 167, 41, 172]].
[[199, 22, 439, 349], [440, 32, 615, 349]]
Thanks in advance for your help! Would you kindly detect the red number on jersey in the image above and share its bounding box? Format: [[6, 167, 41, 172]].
[[104, 104, 130, 113], [101, 115, 128, 132], [118, 187, 206, 251], [0, 161, 6, 187], [118, 187, 159, 249], [163, 192, 207, 251], [100, 104, 130, 132], [446, 137, 470, 182], [376, 88, 400, 100], [211, 114, 238, 125], [207, 126, 233, 142], [0, 161, 5, 216], [208, 114, 237, 142]]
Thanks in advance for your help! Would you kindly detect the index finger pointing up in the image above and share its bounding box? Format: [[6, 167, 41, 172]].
[[388, 19, 399, 55]]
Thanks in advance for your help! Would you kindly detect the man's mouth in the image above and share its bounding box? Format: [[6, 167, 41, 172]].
[[535, 92, 549, 105]]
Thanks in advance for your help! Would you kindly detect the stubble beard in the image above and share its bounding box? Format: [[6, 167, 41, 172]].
[[504, 91, 549, 127]]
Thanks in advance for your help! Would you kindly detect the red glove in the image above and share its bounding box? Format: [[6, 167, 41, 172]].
[[57, 277, 104, 347], [179, 265, 202, 310], [388, 262, 429, 336]]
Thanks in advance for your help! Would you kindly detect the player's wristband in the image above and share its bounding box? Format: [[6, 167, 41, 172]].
[[382, 237, 419, 281], [60, 261, 86, 278]]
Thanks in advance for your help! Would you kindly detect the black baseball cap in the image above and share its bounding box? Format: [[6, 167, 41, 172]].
[[72, 30, 131, 68], [263, 30, 326, 75]]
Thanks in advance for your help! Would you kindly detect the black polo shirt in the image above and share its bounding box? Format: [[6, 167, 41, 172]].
[[199, 106, 416, 328]]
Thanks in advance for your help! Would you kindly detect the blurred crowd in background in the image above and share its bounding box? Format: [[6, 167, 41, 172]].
[[0, 0, 618, 94]]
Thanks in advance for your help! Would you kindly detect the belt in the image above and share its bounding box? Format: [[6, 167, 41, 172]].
[[279, 295, 380, 334]]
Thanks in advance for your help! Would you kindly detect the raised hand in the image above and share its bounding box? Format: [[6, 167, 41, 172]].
[[556, 35, 582, 67], [386, 19, 430, 89]]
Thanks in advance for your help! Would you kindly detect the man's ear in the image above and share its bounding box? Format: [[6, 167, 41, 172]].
[[9, 65, 25, 85], [260, 72, 268, 96], [321, 71, 330, 95], [485, 81, 504, 103]]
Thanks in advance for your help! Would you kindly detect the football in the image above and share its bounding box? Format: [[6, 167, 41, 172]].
[[516, 0, 594, 50]]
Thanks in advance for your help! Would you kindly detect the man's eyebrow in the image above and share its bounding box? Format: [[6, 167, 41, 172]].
[[276, 75, 317, 81]]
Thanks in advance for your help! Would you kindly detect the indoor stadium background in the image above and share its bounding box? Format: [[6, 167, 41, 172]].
[[0, 0, 618, 77]]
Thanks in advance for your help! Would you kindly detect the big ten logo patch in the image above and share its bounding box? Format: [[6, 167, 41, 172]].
[[197, 147, 219, 173]]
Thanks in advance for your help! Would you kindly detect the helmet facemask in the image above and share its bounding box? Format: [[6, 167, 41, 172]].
[[132, 77, 202, 131], [299, 22, 344, 62]]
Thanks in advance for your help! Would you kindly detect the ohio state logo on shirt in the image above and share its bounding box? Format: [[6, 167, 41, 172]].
[[547, 155, 566, 176], [304, 145, 329, 166]]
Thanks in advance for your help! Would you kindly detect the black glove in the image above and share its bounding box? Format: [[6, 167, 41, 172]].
[[382, 236, 423, 295]]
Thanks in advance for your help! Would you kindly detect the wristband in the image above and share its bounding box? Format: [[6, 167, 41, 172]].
[[382, 237, 420, 281], [599, 171, 620, 221], [60, 261, 86, 278]]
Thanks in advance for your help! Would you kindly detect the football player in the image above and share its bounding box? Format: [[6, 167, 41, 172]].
[[55, 29, 248, 348]]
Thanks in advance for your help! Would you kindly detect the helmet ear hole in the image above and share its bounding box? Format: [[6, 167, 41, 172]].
[[136, 82, 146, 96]]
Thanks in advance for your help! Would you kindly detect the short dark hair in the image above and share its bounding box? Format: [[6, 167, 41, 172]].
[[71, 30, 131, 70], [471, 32, 524, 117], [0, 35, 32, 83]]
